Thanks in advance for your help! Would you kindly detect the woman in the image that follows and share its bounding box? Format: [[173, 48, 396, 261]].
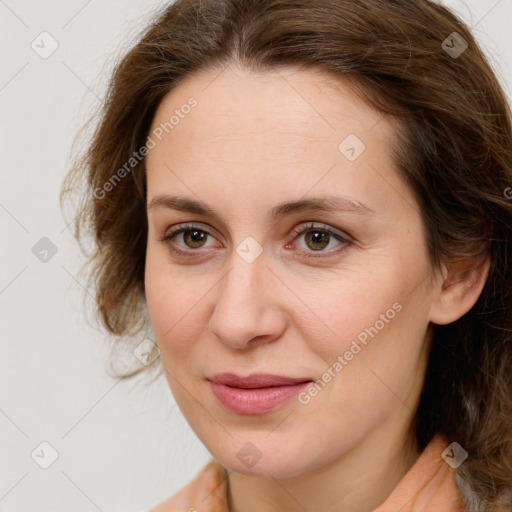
[[60, 0, 512, 510]]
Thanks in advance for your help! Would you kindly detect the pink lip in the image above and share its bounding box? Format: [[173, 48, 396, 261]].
[[207, 373, 312, 415]]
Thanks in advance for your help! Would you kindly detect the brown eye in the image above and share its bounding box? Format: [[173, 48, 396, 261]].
[[180, 229, 208, 248], [159, 223, 217, 256], [289, 222, 353, 257], [159, 221, 352, 259], [303, 230, 331, 251]]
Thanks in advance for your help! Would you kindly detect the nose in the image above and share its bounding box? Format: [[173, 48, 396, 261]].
[[208, 250, 287, 350]]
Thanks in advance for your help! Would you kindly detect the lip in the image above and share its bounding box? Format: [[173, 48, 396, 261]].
[[207, 373, 313, 415]]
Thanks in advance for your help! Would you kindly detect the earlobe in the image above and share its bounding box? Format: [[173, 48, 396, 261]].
[[429, 253, 490, 325]]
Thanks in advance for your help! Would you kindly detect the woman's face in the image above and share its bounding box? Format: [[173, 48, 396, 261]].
[[144, 64, 439, 478]]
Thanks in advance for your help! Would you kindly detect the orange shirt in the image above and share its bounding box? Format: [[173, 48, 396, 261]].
[[149, 434, 464, 512]]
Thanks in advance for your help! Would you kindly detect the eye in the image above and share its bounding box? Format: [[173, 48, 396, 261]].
[[158, 223, 217, 256], [158, 221, 352, 258], [288, 222, 352, 257]]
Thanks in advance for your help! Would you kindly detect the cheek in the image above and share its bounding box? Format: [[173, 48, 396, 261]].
[[297, 269, 406, 356], [300, 263, 430, 397], [144, 260, 209, 363], [306, 276, 430, 404]]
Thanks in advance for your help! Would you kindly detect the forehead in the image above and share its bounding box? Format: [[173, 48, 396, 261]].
[[145, 63, 406, 219], [151, 63, 391, 138]]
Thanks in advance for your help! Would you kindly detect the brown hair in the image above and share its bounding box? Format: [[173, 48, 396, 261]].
[[60, 0, 512, 508]]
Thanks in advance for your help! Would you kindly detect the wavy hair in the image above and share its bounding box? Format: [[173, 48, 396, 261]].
[[60, 0, 512, 508]]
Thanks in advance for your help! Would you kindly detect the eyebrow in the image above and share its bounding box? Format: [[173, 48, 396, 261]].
[[147, 194, 376, 225]]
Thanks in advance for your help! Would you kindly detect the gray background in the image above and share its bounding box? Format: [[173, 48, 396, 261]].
[[1, 0, 511, 511]]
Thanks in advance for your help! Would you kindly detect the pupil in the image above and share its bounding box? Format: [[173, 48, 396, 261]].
[[312, 232, 323, 244], [185, 230, 206, 247], [308, 231, 328, 250]]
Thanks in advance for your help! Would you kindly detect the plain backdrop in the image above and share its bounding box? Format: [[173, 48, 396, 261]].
[[1, 0, 511, 511]]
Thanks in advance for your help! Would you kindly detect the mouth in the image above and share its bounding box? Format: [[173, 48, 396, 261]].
[[207, 373, 313, 415]]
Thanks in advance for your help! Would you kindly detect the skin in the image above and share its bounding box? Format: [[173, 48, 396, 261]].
[[144, 62, 489, 512]]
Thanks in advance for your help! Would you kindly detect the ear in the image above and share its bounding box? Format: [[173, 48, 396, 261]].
[[429, 252, 490, 325]]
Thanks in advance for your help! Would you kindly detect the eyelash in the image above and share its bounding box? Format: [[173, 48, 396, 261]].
[[158, 222, 353, 259]]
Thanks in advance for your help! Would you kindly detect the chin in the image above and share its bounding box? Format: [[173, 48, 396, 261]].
[[212, 444, 315, 480]]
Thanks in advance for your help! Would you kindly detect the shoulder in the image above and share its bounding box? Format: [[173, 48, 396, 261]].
[[147, 458, 229, 512]]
